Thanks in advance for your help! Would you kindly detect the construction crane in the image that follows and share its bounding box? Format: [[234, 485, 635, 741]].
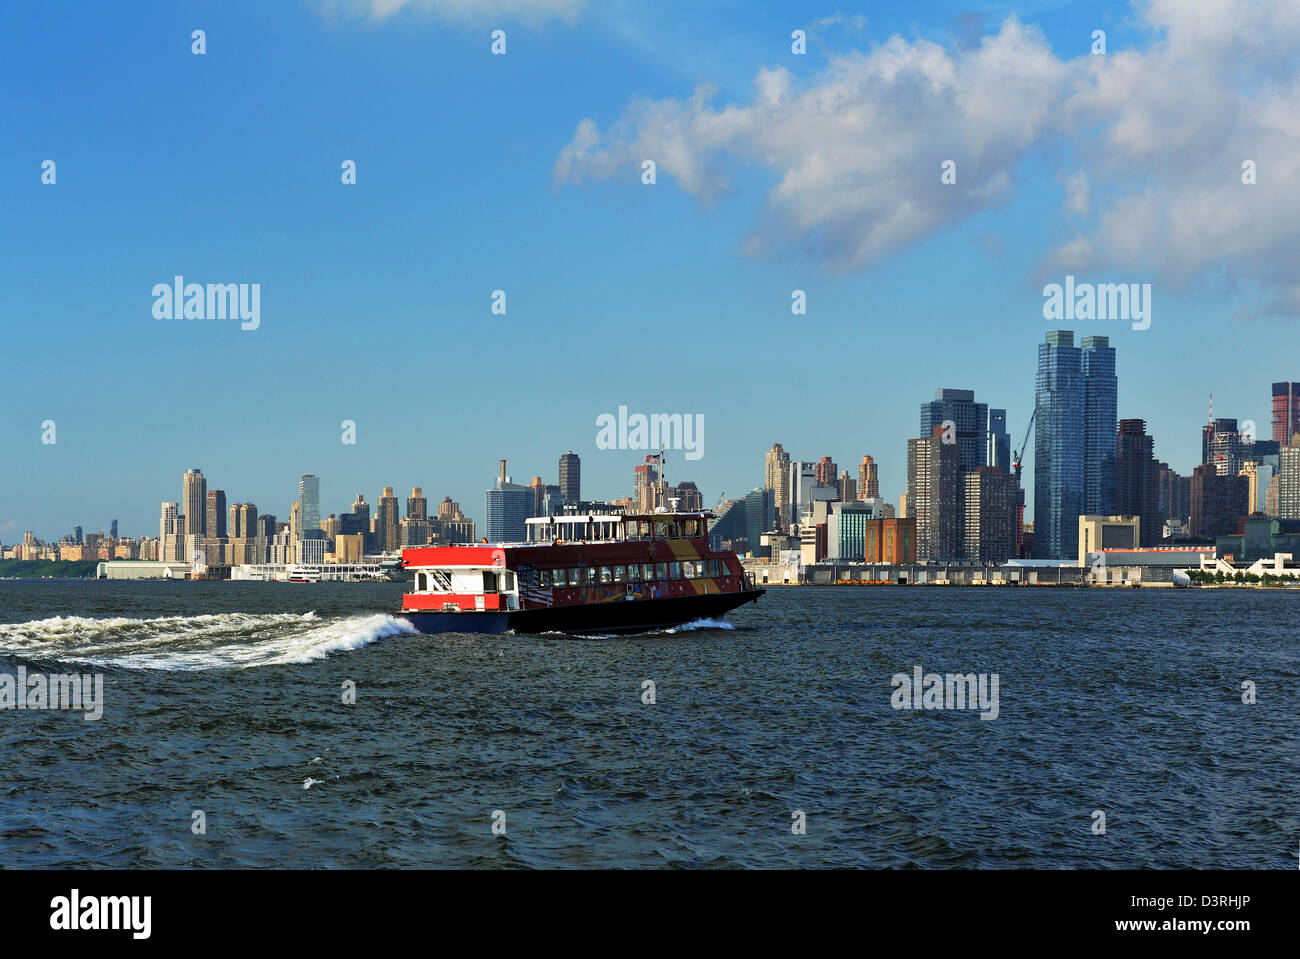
[[1012, 407, 1036, 478]]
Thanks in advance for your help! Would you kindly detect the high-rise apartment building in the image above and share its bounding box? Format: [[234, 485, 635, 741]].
[[814, 456, 838, 488], [1034, 331, 1084, 559], [921, 389, 988, 473], [376, 487, 400, 552], [908, 425, 961, 561], [962, 466, 1017, 563], [299, 475, 320, 533], [407, 487, 428, 521], [1279, 433, 1300, 520], [1115, 419, 1160, 546], [558, 451, 581, 504], [765, 443, 791, 531], [1081, 335, 1117, 515], [858, 455, 879, 499]]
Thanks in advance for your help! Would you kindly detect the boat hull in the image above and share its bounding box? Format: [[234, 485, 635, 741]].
[[399, 587, 764, 636]]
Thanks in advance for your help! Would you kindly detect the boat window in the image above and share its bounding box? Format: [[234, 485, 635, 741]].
[[627, 564, 642, 583], [682, 561, 696, 579], [500, 571, 514, 591], [612, 565, 626, 583], [667, 522, 679, 538], [654, 562, 668, 580], [654, 521, 669, 538], [483, 571, 498, 592], [583, 567, 596, 585], [669, 561, 682, 580], [568, 568, 582, 587], [538, 569, 550, 588], [599, 566, 612, 584], [709, 559, 723, 577], [624, 522, 639, 542]]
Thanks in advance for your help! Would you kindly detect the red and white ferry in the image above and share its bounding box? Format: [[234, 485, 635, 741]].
[[398, 510, 764, 635]]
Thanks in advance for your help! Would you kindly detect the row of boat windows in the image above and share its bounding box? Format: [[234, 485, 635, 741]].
[[538, 559, 730, 588], [528, 518, 707, 543]]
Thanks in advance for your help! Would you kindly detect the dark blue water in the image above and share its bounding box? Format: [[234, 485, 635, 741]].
[[0, 580, 1296, 868]]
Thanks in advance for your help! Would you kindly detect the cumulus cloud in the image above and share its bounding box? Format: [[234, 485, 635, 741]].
[[556, 0, 1300, 312], [315, 0, 582, 25]]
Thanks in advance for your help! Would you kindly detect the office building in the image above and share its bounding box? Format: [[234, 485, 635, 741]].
[[1272, 382, 1300, 444], [485, 460, 529, 543], [558, 451, 581, 505], [987, 409, 1011, 470], [182, 468, 206, 541]]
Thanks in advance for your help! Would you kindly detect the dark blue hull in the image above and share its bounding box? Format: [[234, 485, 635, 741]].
[[400, 588, 764, 636]]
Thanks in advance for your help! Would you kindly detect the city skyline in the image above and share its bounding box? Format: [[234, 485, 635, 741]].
[[3, 1, 1299, 540]]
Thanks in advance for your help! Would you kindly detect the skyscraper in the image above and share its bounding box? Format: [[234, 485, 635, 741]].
[[407, 487, 428, 521], [1115, 419, 1159, 546], [1191, 464, 1248, 538], [110, 519, 118, 539], [962, 466, 1017, 563], [858, 454, 879, 499], [558, 451, 581, 504], [376, 487, 400, 552], [908, 425, 961, 561], [1279, 433, 1300, 520], [485, 460, 529, 542], [1081, 335, 1117, 515], [182, 468, 206, 540], [206, 489, 227, 539], [814, 456, 838, 488], [1034, 331, 1084, 559], [921, 389, 988, 473], [299, 475, 321, 533], [765, 443, 791, 531], [986, 409, 1011, 470], [838, 471, 857, 503], [1272, 382, 1300, 444]]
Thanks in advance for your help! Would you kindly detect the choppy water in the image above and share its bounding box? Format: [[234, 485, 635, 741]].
[[0, 580, 1296, 868]]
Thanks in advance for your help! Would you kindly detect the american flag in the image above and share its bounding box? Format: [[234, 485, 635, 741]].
[[645, 453, 661, 464]]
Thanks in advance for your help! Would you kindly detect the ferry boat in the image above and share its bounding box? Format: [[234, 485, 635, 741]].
[[398, 510, 764, 635]]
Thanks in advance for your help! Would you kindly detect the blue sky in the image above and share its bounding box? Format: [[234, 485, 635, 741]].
[[2, 0, 1297, 540]]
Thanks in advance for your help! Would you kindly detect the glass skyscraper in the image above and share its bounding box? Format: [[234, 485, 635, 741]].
[[1081, 335, 1117, 516], [299, 474, 321, 533], [1034, 331, 1083, 559], [987, 408, 1011, 470]]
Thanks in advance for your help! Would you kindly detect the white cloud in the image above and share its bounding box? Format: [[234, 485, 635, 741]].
[[556, 1, 1300, 312]]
